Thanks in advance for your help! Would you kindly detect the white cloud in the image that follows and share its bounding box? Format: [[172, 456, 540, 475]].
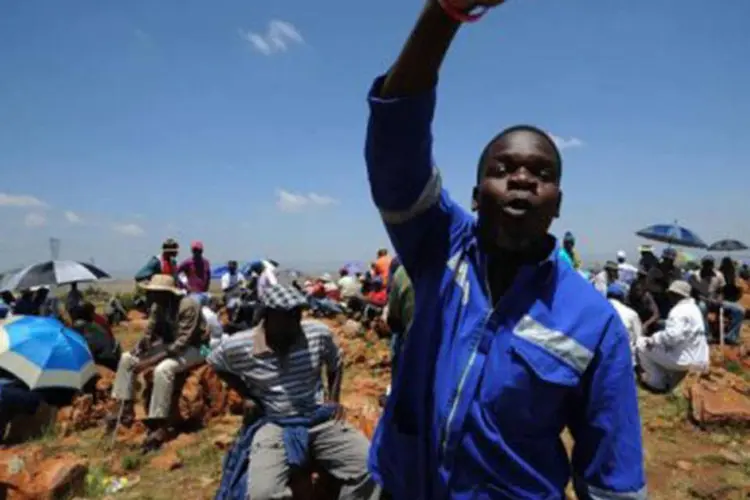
[[113, 223, 145, 237], [550, 134, 584, 150], [276, 190, 338, 213], [0, 193, 47, 208], [64, 211, 83, 224], [24, 212, 47, 227], [239, 20, 304, 56]]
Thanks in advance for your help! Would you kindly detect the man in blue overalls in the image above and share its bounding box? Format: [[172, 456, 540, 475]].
[[364, 1, 646, 498]]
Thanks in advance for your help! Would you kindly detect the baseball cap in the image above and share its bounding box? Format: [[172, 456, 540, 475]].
[[616, 250, 627, 260], [606, 283, 627, 299], [191, 241, 204, 251]]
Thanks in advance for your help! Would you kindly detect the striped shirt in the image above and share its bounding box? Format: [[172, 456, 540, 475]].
[[206, 319, 341, 417]]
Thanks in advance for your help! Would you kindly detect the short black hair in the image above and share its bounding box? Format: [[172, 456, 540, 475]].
[[476, 125, 562, 184]]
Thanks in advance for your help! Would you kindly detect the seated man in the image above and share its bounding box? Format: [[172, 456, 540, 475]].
[[363, 278, 387, 324], [106, 274, 206, 451], [72, 302, 122, 372], [636, 280, 709, 392], [208, 284, 378, 500], [0, 369, 44, 444], [688, 255, 745, 345]]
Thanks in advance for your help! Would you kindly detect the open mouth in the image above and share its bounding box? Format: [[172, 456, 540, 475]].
[[502, 197, 533, 217]]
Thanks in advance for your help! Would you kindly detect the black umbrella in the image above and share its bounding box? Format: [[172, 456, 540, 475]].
[[707, 239, 748, 252]]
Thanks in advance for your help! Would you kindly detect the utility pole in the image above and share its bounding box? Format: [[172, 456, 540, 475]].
[[49, 237, 61, 260]]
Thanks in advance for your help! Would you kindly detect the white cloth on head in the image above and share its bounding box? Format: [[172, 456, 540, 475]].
[[636, 297, 709, 391]]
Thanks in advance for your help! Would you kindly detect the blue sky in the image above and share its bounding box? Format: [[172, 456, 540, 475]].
[[1, 0, 749, 274]]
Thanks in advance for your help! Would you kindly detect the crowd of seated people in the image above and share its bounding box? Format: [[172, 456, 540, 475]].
[[584, 247, 747, 393]]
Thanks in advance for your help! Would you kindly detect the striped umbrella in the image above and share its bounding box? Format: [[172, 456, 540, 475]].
[[0, 315, 96, 390], [0, 260, 110, 291]]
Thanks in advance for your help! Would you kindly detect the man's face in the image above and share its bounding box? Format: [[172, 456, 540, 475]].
[[228, 263, 237, 273], [474, 130, 561, 252], [701, 261, 714, 274], [662, 257, 675, 268], [164, 249, 177, 259], [192, 249, 202, 259]]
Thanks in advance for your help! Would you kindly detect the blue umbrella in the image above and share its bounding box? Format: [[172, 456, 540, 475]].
[[635, 223, 707, 249], [707, 239, 748, 252], [0, 315, 96, 391]]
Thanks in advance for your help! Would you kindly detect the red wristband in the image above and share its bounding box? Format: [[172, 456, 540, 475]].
[[437, 0, 488, 23]]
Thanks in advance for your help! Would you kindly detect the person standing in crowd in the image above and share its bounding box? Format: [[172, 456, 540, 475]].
[[385, 259, 414, 394], [607, 284, 642, 366], [65, 283, 84, 318], [636, 281, 708, 392], [638, 245, 659, 273], [647, 248, 682, 318], [374, 249, 393, 286], [363, 1, 645, 498], [629, 268, 661, 335], [616, 250, 638, 286], [221, 260, 246, 319], [177, 241, 211, 300], [135, 238, 180, 282], [592, 261, 624, 296], [560, 231, 582, 270]]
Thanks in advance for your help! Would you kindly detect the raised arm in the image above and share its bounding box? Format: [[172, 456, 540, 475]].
[[365, 1, 504, 273]]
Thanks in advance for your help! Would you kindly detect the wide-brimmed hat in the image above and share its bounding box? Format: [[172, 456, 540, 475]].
[[139, 274, 185, 295], [667, 280, 691, 299]]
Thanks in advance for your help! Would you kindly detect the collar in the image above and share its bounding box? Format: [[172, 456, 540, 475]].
[[468, 233, 559, 300]]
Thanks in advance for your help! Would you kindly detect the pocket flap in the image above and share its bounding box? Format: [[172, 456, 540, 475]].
[[510, 336, 582, 388]]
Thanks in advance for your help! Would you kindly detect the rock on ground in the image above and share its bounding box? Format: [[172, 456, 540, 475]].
[[684, 367, 750, 426], [0, 445, 88, 499]]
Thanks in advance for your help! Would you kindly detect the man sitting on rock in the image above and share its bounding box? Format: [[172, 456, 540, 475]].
[[106, 274, 207, 451], [208, 284, 379, 500], [636, 280, 709, 392]]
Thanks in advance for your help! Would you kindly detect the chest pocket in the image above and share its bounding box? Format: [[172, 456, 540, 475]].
[[482, 316, 593, 437]]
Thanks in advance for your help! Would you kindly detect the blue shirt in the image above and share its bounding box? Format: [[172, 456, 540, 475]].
[[365, 76, 646, 500]]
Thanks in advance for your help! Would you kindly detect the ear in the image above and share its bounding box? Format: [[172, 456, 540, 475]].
[[471, 186, 479, 212], [554, 190, 562, 218]]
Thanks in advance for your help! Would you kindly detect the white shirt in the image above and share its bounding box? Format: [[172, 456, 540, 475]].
[[609, 298, 643, 366], [256, 266, 279, 299], [650, 297, 709, 370], [617, 261, 638, 285], [337, 275, 361, 299], [202, 306, 226, 349], [221, 271, 246, 292]]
